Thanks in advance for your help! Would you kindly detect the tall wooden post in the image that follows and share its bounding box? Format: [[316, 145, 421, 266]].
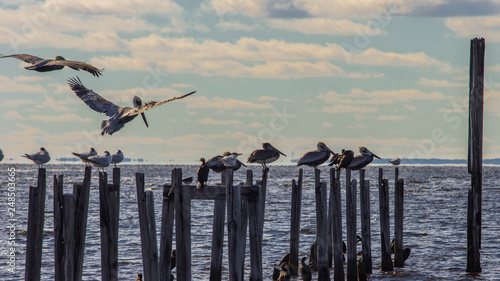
[[346, 170, 357, 281], [314, 169, 330, 280], [53, 175, 65, 281], [330, 169, 344, 281], [359, 169, 372, 274], [289, 169, 303, 275], [226, 169, 243, 280], [248, 169, 263, 281], [174, 168, 192, 281], [379, 176, 393, 272], [99, 172, 120, 281], [73, 166, 92, 281], [394, 174, 405, 267], [467, 37, 484, 273], [160, 171, 175, 281]]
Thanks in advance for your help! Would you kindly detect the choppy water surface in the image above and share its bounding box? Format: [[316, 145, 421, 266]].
[[1, 164, 500, 280]]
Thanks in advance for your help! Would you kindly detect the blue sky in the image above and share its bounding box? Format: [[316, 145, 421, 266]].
[[2, 0, 500, 164]]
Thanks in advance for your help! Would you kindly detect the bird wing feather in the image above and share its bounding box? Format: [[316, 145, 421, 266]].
[[68, 76, 119, 117], [131, 91, 196, 115], [1, 54, 45, 64], [49, 60, 104, 77]]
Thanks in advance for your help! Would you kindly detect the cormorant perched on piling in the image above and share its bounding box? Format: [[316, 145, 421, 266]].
[[297, 142, 337, 171], [279, 252, 290, 266], [328, 149, 354, 170], [300, 256, 312, 281], [247, 142, 286, 170], [347, 147, 381, 170], [272, 266, 280, 280], [277, 263, 292, 281], [196, 158, 209, 189], [135, 273, 142, 281]]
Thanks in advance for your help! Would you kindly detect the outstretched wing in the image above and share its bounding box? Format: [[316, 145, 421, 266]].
[[0, 53, 45, 64], [67, 76, 119, 117], [132, 91, 196, 115], [49, 60, 104, 77]]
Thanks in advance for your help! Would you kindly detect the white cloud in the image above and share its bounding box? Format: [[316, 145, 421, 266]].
[[377, 114, 409, 121], [185, 96, 274, 110], [4, 110, 92, 122], [218, 21, 259, 31], [446, 16, 500, 42], [417, 78, 468, 87], [269, 18, 386, 36], [322, 105, 378, 114], [322, 121, 332, 128], [199, 118, 243, 125], [248, 121, 265, 128], [0, 76, 47, 93], [204, 0, 267, 17]]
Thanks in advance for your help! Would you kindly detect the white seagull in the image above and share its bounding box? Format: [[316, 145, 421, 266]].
[[67, 76, 196, 135], [71, 148, 97, 166], [73, 151, 111, 170], [111, 150, 124, 167], [220, 152, 243, 169], [1, 54, 103, 77], [22, 147, 50, 168]]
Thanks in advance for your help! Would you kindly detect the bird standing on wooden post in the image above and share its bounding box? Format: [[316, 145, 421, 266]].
[[110, 150, 124, 167], [247, 142, 287, 170], [22, 147, 50, 168], [206, 152, 246, 172], [297, 142, 337, 171], [347, 147, 381, 170], [300, 256, 312, 281], [328, 149, 354, 170], [389, 158, 402, 166], [196, 158, 209, 189], [73, 151, 111, 171], [71, 148, 97, 166]]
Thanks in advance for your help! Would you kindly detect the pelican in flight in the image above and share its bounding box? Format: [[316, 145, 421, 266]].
[[111, 150, 124, 167], [206, 152, 246, 172], [328, 149, 354, 170], [22, 147, 50, 168], [389, 158, 402, 166], [247, 142, 286, 169], [1, 54, 103, 77], [347, 147, 381, 170], [0, 149, 4, 162], [71, 147, 97, 166], [67, 76, 196, 135], [73, 151, 111, 170], [196, 158, 209, 189], [297, 142, 336, 171]]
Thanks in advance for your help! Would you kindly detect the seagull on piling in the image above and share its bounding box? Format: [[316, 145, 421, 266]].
[[73, 151, 111, 171], [71, 148, 98, 166], [247, 142, 286, 170], [67, 76, 196, 135], [110, 150, 124, 167], [22, 147, 50, 168], [347, 147, 381, 170], [1, 54, 103, 77], [297, 142, 337, 171], [389, 158, 402, 166], [328, 149, 354, 170], [196, 158, 209, 189], [220, 152, 243, 169], [206, 152, 246, 172]]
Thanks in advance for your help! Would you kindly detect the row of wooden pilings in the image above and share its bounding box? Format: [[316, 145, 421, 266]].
[[24, 165, 405, 281]]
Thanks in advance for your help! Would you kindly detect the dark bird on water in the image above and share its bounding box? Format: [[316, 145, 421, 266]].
[[1, 54, 104, 77], [300, 256, 312, 281], [328, 149, 354, 169], [247, 142, 286, 169], [196, 158, 209, 189], [297, 142, 337, 171], [347, 146, 381, 170], [67, 76, 196, 135]]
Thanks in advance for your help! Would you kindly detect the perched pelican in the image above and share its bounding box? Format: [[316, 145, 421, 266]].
[[220, 152, 243, 169], [389, 158, 402, 166], [73, 151, 111, 170], [347, 147, 381, 170], [110, 150, 124, 167], [1, 54, 103, 77], [300, 256, 312, 281], [277, 263, 291, 281], [247, 142, 286, 169], [71, 148, 97, 166], [67, 76, 196, 135], [0, 149, 4, 162], [206, 152, 246, 172], [196, 158, 209, 189], [22, 147, 50, 168], [297, 142, 337, 171], [328, 149, 354, 170]]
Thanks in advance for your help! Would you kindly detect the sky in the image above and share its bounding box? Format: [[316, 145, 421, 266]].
[[2, 0, 500, 164]]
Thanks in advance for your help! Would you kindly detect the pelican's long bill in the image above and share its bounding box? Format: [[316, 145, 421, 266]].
[[140, 112, 149, 127]]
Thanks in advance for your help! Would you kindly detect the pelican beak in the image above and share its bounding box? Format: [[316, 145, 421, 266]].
[[373, 152, 381, 159], [140, 112, 149, 127], [277, 149, 287, 157]]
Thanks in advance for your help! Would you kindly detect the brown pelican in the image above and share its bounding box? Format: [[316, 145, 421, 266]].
[[110, 150, 124, 167], [71, 147, 97, 166], [73, 151, 111, 170], [328, 149, 354, 170], [277, 263, 292, 281], [0, 149, 4, 162], [22, 147, 50, 168], [297, 142, 337, 171], [67, 76, 196, 135], [389, 158, 402, 166], [1, 54, 103, 77], [300, 256, 312, 281], [347, 147, 381, 170], [196, 158, 209, 189], [247, 142, 286, 169], [206, 152, 246, 172]]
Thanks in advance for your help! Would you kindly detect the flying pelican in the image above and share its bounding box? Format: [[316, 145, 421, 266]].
[[1, 54, 103, 77], [220, 152, 243, 169], [73, 151, 111, 170], [247, 142, 286, 169], [67, 76, 196, 135], [347, 147, 381, 170], [110, 150, 124, 167], [206, 152, 246, 172], [328, 149, 354, 170], [297, 142, 337, 171], [300, 256, 312, 281], [0, 149, 4, 162], [196, 158, 209, 189], [71, 148, 97, 166], [389, 158, 402, 166], [22, 147, 50, 168]]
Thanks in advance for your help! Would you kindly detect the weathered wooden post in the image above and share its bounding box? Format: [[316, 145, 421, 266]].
[[314, 169, 330, 280], [226, 169, 244, 280], [63, 194, 75, 281], [53, 175, 65, 281], [378, 169, 393, 272], [346, 169, 357, 281], [330, 169, 344, 281], [359, 169, 372, 274], [210, 179, 226, 281], [73, 166, 92, 281], [248, 170, 263, 281], [175, 168, 192, 281], [289, 169, 303, 275], [394, 169, 405, 267], [25, 168, 47, 281], [160, 171, 176, 281], [467, 37, 484, 273]]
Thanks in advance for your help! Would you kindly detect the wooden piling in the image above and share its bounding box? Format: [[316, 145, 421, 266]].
[[330, 169, 344, 281], [359, 169, 372, 274], [346, 169, 357, 281], [289, 169, 303, 275], [73, 166, 92, 281], [226, 169, 244, 280], [378, 176, 393, 272], [160, 171, 176, 281], [53, 175, 64, 281], [210, 193, 226, 281], [248, 169, 263, 281], [175, 168, 192, 281], [467, 37, 484, 273], [63, 194, 75, 281], [394, 176, 405, 267], [99, 172, 120, 281], [314, 169, 330, 281], [25, 168, 47, 281]]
